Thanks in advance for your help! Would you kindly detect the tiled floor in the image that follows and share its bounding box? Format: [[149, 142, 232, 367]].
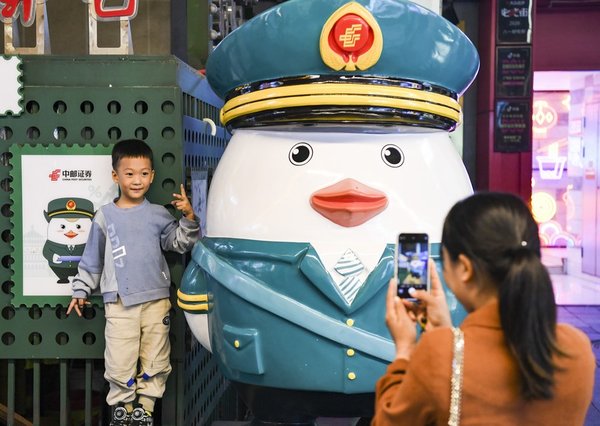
[[553, 274, 600, 306], [553, 271, 600, 425]]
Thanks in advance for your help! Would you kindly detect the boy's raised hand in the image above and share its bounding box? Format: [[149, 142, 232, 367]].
[[172, 184, 196, 221]]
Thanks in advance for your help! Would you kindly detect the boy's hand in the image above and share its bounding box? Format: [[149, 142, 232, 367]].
[[172, 184, 196, 221], [67, 297, 89, 317]]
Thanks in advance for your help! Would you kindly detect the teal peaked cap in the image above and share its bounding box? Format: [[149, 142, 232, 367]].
[[206, 0, 479, 130]]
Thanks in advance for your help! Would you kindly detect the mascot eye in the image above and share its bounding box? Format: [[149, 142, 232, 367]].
[[289, 143, 313, 166], [381, 144, 404, 168], [76, 224, 81, 229], [60, 224, 66, 229]]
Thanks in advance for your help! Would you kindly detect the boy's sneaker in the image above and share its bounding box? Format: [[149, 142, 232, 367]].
[[130, 403, 153, 426], [110, 402, 131, 426]]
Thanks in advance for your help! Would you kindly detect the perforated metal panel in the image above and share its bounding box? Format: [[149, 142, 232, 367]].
[[0, 55, 234, 425], [0, 55, 187, 359]]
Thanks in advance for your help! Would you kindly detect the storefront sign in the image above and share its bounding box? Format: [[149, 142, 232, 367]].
[[497, 0, 532, 44], [496, 46, 532, 98], [494, 100, 531, 152], [0, 0, 36, 25], [0, 0, 138, 24], [10, 145, 117, 307], [87, 0, 138, 20]]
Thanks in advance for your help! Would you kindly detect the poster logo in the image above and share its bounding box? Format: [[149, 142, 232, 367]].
[[48, 168, 93, 181], [49, 169, 61, 181]]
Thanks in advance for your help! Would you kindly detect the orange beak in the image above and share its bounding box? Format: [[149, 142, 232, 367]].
[[310, 178, 388, 227], [64, 231, 78, 239]]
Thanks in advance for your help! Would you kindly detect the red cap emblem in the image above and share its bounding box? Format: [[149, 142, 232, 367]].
[[320, 3, 383, 72]]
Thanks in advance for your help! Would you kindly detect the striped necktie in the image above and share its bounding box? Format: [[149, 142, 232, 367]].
[[334, 249, 365, 304]]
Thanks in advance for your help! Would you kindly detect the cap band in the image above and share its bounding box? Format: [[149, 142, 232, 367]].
[[47, 210, 94, 218], [221, 79, 461, 130]]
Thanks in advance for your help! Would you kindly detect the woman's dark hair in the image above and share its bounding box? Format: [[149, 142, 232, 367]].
[[441, 192, 562, 400], [111, 139, 154, 170]]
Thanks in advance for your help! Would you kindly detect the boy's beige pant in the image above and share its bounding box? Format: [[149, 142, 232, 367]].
[[104, 297, 172, 411]]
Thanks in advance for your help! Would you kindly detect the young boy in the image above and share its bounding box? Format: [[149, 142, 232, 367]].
[[67, 139, 200, 426]]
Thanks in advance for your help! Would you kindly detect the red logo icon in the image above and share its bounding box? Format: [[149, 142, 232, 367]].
[[328, 14, 374, 64], [49, 169, 61, 181]]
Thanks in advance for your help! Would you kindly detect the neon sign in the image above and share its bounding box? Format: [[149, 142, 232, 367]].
[[532, 100, 557, 137]]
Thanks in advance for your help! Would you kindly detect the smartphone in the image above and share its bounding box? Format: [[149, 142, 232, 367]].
[[395, 233, 430, 300]]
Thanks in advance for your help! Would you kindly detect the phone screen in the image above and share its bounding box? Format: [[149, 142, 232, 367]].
[[396, 233, 429, 299]]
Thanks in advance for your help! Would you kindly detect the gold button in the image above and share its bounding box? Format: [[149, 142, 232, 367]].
[[346, 319, 354, 327], [234, 340, 240, 348], [346, 349, 355, 357], [348, 372, 356, 380]]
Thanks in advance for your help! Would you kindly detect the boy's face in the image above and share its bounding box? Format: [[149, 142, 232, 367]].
[[112, 156, 155, 206]]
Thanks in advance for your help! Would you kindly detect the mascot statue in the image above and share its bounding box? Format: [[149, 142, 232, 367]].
[[179, 0, 479, 422]]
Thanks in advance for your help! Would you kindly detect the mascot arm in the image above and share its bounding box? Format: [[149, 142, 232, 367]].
[[177, 260, 210, 314]]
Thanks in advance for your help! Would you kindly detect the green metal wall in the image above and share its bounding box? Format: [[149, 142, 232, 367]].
[[0, 55, 233, 425]]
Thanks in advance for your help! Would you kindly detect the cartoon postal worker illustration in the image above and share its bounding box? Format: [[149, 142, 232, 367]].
[[43, 198, 95, 284]]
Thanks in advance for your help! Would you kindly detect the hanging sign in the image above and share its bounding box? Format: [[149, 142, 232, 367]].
[[496, 46, 532, 98], [497, 0, 532, 44], [494, 100, 531, 152]]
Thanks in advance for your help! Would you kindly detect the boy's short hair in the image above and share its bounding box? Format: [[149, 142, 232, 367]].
[[112, 139, 154, 170]]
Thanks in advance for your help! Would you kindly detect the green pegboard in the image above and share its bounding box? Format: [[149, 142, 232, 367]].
[[0, 54, 237, 426], [0, 55, 193, 359]]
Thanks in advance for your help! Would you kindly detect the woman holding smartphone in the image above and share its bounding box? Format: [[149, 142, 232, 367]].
[[372, 192, 595, 425]]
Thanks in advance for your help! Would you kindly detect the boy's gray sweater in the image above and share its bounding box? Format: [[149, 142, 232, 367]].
[[72, 199, 200, 306]]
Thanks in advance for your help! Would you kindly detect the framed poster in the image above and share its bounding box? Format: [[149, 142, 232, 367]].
[[494, 100, 532, 153], [497, 0, 532, 44], [496, 46, 532, 98], [10, 144, 118, 307]]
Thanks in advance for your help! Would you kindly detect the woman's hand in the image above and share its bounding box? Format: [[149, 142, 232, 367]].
[[386, 278, 417, 360], [405, 260, 452, 331]]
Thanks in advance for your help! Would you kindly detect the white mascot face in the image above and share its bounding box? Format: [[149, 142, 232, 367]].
[[207, 128, 472, 271], [47, 217, 93, 245]]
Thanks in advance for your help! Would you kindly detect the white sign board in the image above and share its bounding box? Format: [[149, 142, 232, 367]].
[[0, 56, 23, 115]]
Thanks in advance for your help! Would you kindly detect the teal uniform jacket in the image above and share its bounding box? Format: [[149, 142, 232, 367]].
[[179, 237, 464, 393]]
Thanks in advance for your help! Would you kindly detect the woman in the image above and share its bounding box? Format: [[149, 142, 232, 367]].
[[373, 192, 595, 425]]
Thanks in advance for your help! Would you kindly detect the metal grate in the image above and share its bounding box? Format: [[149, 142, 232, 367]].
[[180, 74, 235, 426]]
